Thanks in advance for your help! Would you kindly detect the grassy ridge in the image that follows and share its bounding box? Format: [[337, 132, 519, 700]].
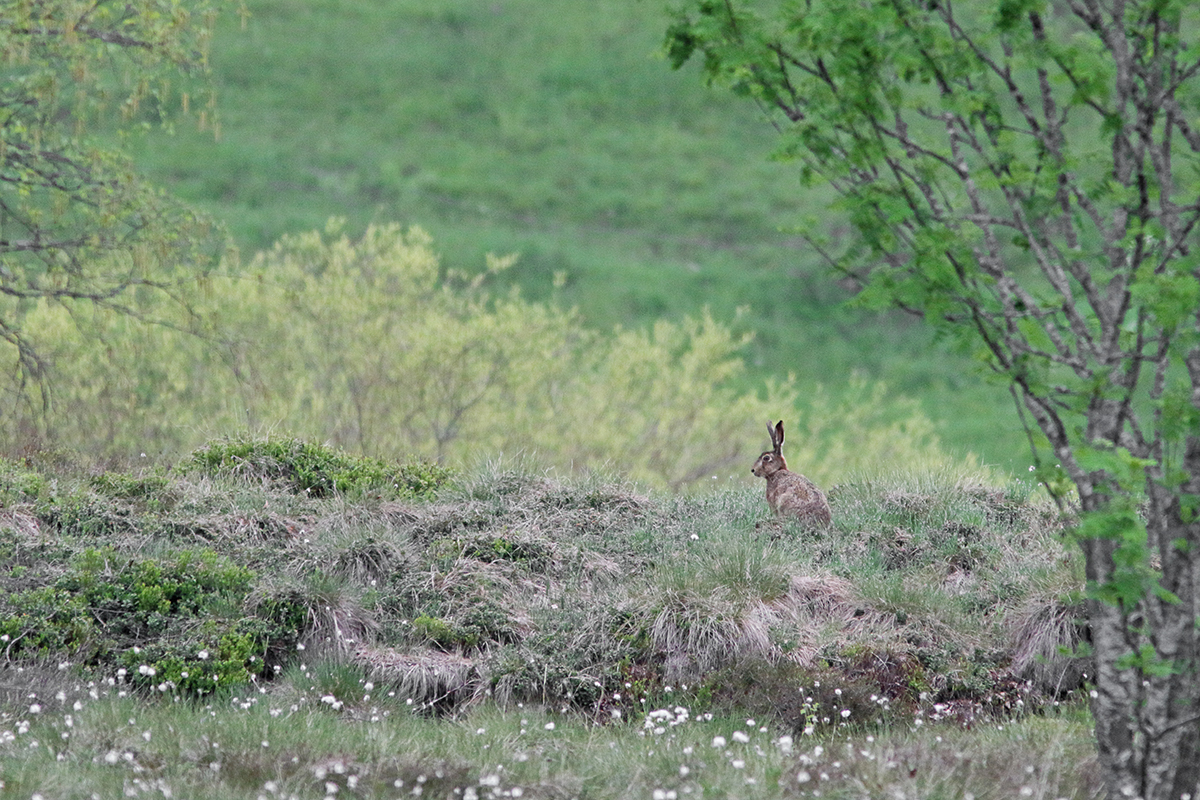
[[0, 441, 1093, 796], [119, 0, 1031, 471]]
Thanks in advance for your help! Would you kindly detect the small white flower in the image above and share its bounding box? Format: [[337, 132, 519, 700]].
[[544, 722, 555, 731], [711, 736, 727, 748]]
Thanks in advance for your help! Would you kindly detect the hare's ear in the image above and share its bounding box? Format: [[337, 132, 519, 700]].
[[766, 420, 778, 449], [773, 420, 785, 452]]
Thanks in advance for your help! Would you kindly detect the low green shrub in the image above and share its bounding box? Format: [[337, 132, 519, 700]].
[[89, 470, 173, 505], [0, 546, 288, 696], [460, 534, 554, 571], [180, 436, 454, 498], [34, 490, 138, 538], [0, 458, 48, 505], [118, 630, 269, 696], [412, 614, 478, 650]]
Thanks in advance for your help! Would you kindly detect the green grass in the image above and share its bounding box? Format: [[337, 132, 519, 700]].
[[0, 672, 1098, 799], [114, 0, 1033, 472]]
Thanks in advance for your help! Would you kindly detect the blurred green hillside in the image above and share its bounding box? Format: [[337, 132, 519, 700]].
[[121, 0, 1029, 472]]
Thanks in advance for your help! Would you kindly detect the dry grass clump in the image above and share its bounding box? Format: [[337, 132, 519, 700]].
[[1009, 593, 1090, 695], [352, 646, 481, 710]]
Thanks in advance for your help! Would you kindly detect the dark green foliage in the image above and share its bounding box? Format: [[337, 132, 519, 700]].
[[2, 547, 251, 653], [118, 629, 267, 696], [89, 471, 172, 504], [0, 459, 48, 505], [180, 436, 454, 498], [412, 615, 479, 651], [0, 544, 290, 697], [459, 534, 554, 572], [34, 490, 140, 538]]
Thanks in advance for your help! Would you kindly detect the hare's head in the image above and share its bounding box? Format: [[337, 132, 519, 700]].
[[751, 420, 788, 478]]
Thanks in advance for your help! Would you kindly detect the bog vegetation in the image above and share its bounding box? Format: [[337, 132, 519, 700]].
[[0, 443, 1097, 798]]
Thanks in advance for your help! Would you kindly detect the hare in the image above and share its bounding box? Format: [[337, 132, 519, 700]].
[[751, 420, 832, 527]]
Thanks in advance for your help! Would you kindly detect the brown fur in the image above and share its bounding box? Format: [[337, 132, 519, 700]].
[[751, 420, 832, 528]]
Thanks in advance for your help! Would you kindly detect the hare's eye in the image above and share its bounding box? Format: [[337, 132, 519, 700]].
[[763, 455, 772, 462]]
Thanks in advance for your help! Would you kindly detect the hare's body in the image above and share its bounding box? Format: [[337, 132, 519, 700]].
[[752, 420, 831, 527]]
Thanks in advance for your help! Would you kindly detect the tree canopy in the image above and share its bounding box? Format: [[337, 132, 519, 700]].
[[0, 0, 234, 418], [665, 0, 1200, 797]]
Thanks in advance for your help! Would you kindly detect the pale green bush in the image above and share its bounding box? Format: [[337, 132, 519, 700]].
[[2, 222, 966, 489]]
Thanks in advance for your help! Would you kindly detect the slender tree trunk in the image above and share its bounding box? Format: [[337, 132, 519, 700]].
[[1083, 481, 1200, 800]]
